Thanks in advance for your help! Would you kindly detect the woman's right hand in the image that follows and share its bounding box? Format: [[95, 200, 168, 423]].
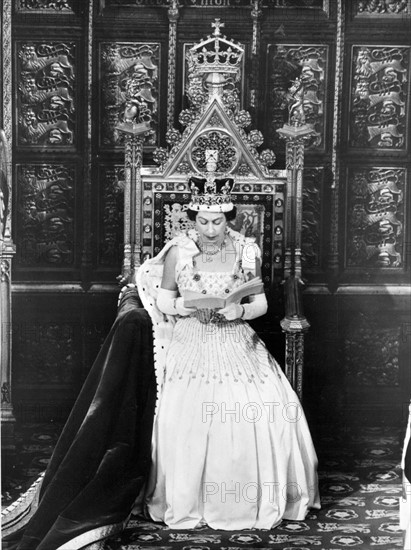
[[175, 297, 196, 317]]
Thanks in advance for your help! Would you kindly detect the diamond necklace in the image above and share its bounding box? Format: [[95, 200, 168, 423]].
[[197, 238, 226, 256]]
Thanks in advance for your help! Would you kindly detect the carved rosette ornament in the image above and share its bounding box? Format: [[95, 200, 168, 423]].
[[350, 46, 408, 149]]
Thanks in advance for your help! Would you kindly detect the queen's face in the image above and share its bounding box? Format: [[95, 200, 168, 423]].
[[195, 211, 227, 243]]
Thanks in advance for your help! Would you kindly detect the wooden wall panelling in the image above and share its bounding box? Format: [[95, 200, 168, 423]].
[[11, 291, 117, 420], [12, 17, 86, 282], [350, 0, 411, 19], [14, 163, 78, 279], [344, 166, 407, 277], [339, 33, 410, 283], [15, 39, 77, 149], [92, 6, 169, 283], [14, 0, 81, 16], [98, 41, 160, 150], [301, 167, 326, 276], [96, 163, 124, 276], [348, 45, 409, 152], [265, 43, 329, 154], [8, 1, 118, 423], [303, 294, 411, 427], [79, 0, 94, 289]]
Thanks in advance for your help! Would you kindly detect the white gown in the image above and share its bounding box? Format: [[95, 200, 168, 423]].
[[143, 238, 321, 530]]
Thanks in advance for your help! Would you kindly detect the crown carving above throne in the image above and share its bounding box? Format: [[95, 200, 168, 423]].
[[186, 18, 244, 81]]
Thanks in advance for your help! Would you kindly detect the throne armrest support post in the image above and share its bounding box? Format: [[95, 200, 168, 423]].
[[277, 80, 314, 399]]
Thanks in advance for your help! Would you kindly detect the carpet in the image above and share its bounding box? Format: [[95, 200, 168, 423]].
[[1, 424, 405, 549]]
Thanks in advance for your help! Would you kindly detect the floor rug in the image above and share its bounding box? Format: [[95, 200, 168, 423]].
[[1, 424, 406, 549]]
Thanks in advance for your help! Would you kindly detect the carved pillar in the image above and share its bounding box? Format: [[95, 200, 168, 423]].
[[1, 254, 15, 449], [277, 80, 313, 399], [328, 0, 345, 288], [250, 0, 262, 112], [1, 0, 16, 450], [117, 123, 150, 285], [167, 0, 179, 130], [80, 0, 94, 289]]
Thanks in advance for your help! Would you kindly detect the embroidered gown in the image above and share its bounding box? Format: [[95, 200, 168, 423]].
[[138, 231, 320, 531]]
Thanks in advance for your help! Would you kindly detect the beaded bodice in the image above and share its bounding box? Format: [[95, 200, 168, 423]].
[[177, 262, 246, 298]]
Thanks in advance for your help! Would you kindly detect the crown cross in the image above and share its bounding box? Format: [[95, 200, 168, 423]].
[[211, 19, 224, 37]]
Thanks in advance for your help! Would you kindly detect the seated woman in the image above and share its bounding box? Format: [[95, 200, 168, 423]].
[[136, 175, 321, 530], [3, 176, 319, 549]]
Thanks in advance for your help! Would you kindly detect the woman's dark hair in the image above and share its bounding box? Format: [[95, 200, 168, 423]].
[[186, 206, 237, 222]]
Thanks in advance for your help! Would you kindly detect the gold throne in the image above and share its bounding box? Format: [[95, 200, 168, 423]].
[[117, 20, 312, 399]]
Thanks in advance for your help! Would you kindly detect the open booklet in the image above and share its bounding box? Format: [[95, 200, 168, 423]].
[[183, 277, 264, 309]]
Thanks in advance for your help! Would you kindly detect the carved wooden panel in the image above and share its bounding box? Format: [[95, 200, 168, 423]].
[[344, 315, 400, 386], [99, 42, 160, 148], [267, 44, 327, 152], [101, 0, 329, 10], [262, 0, 327, 6], [15, 164, 75, 266], [346, 167, 405, 269], [349, 46, 409, 149], [302, 167, 323, 269], [16, 41, 76, 147], [102, 0, 327, 6], [354, 0, 410, 16], [102, 0, 168, 6], [16, 0, 76, 12], [98, 165, 124, 267]]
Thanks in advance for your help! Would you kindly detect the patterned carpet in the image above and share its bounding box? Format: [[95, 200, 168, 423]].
[[1, 423, 406, 549]]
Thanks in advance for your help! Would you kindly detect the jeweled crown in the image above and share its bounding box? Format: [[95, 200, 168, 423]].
[[186, 19, 244, 80], [188, 175, 234, 213]]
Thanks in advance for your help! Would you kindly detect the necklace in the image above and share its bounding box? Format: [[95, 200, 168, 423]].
[[197, 238, 226, 256]]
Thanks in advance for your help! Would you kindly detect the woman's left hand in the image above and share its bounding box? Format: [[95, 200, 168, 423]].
[[218, 303, 244, 321]]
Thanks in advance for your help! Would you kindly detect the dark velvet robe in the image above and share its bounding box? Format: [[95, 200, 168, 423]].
[[3, 290, 156, 550], [405, 424, 411, 484]]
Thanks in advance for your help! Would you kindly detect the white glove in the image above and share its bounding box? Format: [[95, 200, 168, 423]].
[[242, 293, 268, 320], [218, 303, 244, 321], [219, 293, 268, 321], [156, 288, 195, 317]]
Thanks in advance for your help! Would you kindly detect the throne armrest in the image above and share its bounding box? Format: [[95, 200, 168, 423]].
[[118, 283, 144, 311]]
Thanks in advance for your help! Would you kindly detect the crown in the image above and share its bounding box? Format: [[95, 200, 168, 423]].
[[187, 19, 244, 80], [188, 175, 234, 213]]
